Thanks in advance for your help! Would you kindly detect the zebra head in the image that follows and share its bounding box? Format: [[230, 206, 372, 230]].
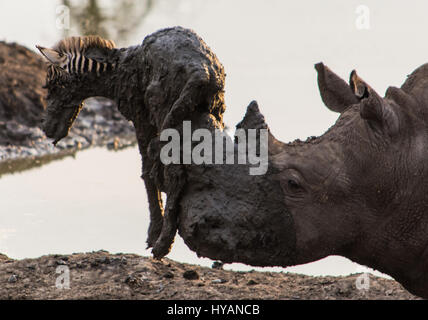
[[37, 36, 118, 145]]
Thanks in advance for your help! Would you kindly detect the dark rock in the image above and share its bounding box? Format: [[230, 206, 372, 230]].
[[95, 257, 111, 265], [124, 275, 135, 284], [56, 260, 68, 266], [124, 274, 142, 287], [247, 279, 258, 286], [163, 272, 174, 279], [211, 261, 224, 270], [183, 270, 199, 280]]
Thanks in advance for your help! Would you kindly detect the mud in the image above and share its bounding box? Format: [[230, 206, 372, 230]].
[[0, 252, 419, 300]]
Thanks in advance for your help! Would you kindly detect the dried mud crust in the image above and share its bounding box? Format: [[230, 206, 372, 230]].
[[0, 42, 46, 128], [0, 251, 419, 300]]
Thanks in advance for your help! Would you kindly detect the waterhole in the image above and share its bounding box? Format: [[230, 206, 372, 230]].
[[0, 147, 387, 277]]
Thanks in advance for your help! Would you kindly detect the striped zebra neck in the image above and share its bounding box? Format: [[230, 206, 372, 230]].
[[47, 53, 117, 81], [65, 52, 116, 75], [48, 35, 118, 78]]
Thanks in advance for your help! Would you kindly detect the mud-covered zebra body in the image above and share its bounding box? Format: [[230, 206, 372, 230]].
[[37, 27, 226, 258]]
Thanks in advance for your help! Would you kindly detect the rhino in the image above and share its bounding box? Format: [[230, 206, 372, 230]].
[[271, 63, 428, 298], [37, 27, 428, 298]]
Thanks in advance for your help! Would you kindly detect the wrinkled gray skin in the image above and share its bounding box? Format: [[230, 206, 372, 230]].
[[41, 27, 428, 298], [273, 63, 428, 298]]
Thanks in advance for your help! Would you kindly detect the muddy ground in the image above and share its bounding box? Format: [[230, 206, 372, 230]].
[[0, 251, 419, 300]]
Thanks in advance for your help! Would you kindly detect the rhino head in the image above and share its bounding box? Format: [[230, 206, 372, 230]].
[[179, 63, 428, 298], [270, 63, 428, 297]]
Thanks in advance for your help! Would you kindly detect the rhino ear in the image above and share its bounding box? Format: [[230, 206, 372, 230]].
[[349, 70, 370, 100], [315, 63, 359, 113], [351, 71, 399, 136]]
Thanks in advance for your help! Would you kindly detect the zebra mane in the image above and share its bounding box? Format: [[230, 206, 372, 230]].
[[46, 36, 118, 80], [53, 36, 116, 54]]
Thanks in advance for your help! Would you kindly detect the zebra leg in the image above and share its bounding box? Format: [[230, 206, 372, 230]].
[[151, 165, 186, 259], [151, 68, 220, 258], [160, 69, 211, 131], [134, 121, 165, 249], [142, 167, 164, 249]]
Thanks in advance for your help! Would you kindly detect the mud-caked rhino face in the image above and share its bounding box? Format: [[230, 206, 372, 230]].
[[272, 63, 428, 264]]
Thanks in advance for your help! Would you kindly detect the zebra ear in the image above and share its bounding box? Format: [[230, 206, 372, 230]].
[[36, 46, 64, 65]]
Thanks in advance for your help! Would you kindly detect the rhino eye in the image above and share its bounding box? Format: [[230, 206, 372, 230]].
[[287, 179, 301, 191]]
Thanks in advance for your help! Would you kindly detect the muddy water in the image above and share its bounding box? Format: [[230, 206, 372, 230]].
[[1, 0, 422, 278]]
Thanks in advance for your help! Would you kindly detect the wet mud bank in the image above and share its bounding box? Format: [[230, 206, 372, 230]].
[[0, 252, 419, 300]]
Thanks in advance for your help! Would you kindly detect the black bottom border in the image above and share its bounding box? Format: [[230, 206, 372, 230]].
[[1, 299, 426, 318]]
